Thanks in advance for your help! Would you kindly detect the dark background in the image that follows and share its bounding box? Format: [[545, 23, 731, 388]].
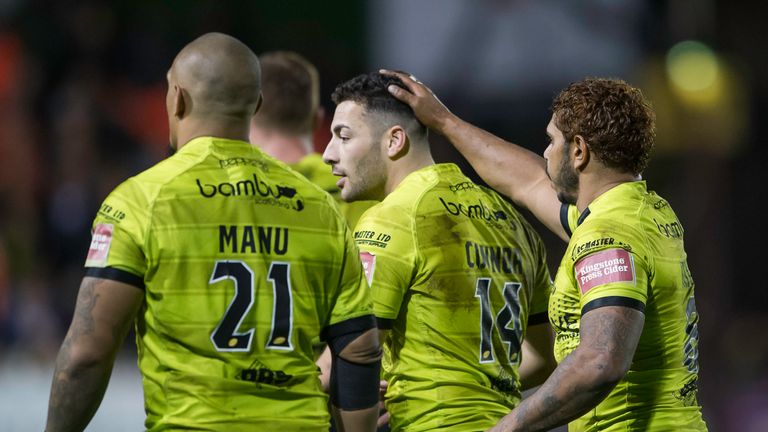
[[0, 1, 766, 430]]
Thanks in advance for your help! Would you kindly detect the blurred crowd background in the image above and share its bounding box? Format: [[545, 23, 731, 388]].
[[0, 1, 766, 430]]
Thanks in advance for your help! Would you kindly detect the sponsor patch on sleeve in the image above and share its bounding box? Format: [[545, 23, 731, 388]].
[[86, 223, 114, 267], [574, 248, 635, 294], [359, 251, 376, 286]]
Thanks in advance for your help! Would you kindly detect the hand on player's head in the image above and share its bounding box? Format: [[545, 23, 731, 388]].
[[379, 69, 452, 132]]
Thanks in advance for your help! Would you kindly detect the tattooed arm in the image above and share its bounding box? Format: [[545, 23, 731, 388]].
[[46, 276, 144, 432], [489, 306, 645, 432]]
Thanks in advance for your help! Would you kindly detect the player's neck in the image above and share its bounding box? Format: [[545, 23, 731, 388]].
[[176, 118, 250, 149], [384, 150, 435, 196], [576, 169, 640, 212], [249, 128, 313, 164]]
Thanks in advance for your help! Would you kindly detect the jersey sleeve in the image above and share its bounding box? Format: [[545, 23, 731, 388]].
[[353, 203, 418, 325], [559, 203, 580, 237], [84, 179, 149, 286], [569, 219, 650, 314], [324, 218, 375, 329]]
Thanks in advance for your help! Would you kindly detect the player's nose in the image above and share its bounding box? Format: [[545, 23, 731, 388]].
[[322, 140, 338, 166]]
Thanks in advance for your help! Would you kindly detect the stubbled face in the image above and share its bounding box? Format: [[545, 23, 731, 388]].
[[544, 115, 579, 204], [323, 101, 387, 202]]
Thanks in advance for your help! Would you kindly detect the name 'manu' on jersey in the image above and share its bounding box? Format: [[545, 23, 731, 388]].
[[84, 137, 372, 431]]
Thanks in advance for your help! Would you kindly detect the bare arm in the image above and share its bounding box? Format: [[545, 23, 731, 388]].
[[380, 70, 568, 241], [489, 306, 644, 432], [317, 345, 332, 393], [518, 323, 556, 391], [46, 276, 144, 432]]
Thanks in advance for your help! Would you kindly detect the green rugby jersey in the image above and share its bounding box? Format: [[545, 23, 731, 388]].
[[354, 164, 551, 432], [292, 152, 376, 229], [553, 181, 707, 431], [84, 137, 374, 431]]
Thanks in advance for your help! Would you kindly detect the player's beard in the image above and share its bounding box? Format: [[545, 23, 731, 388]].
[[346, 147, 386, 202], [552, 145, 579, 205]]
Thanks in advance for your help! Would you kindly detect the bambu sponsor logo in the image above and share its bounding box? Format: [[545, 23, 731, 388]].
[[654, 218, 683, 238], [439, 197, 507, 222], [196, 174, 304, 211]]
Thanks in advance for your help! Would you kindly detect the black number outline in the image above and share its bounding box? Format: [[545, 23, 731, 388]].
[[209, 260, 294, 352], [266, 261, 293, 350], [497, 282, 523, 363], [210, 260, 255, 352], [683, 296, 700, 373], [475, 278, 524, 364], [475, 278, 494, 364]]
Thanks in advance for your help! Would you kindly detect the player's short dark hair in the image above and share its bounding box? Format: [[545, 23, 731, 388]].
[[331, 72, 427, 140], [252, 51, 319, 134], [552, 78, 656, 175]]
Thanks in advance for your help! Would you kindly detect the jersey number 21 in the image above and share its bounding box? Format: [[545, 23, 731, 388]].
[[209, 260, 293, 352]]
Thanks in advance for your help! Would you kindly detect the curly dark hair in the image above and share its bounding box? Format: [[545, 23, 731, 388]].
[[331, 72, 426, 139], [552, 78, 656, 175]]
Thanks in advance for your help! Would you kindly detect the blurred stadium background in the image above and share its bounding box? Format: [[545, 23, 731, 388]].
[[0, 1, 766, 430]]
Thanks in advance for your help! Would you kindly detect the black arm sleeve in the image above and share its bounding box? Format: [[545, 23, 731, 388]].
[[325, 315, 380, 410]]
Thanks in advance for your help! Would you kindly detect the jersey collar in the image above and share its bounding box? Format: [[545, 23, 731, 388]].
[[577, 180, 647, 227]]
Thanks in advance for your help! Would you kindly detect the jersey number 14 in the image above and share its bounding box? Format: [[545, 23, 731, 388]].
[[475, 278, 523, 364]]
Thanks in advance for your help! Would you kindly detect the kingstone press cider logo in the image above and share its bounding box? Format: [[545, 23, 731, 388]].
[[196, 173, 304, 211], [574, 248, 635, 294], [86, 223, 114, 267]]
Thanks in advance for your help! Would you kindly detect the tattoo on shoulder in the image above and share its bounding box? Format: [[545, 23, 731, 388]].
[[584, 307, 640, 354]]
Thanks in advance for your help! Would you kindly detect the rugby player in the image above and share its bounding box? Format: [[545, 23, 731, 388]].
[[322, 72, 556, 431], [384, 70, 708, 431], [45, 33, 381, 432]]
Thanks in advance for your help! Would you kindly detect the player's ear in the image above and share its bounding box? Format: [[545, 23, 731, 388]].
[[172, 85, 187, 119], [572, 134, 590, 171], [385, 126, 408, 160], [253, 92, 263, 116]]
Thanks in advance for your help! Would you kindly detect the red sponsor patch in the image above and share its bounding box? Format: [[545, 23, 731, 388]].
[[359, 251, 376, 285], [86, 223, 114, 266], [574, 248, 635, 294]]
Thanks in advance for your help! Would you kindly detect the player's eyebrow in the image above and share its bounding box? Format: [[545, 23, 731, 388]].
[[332, 124, 350, 135]]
